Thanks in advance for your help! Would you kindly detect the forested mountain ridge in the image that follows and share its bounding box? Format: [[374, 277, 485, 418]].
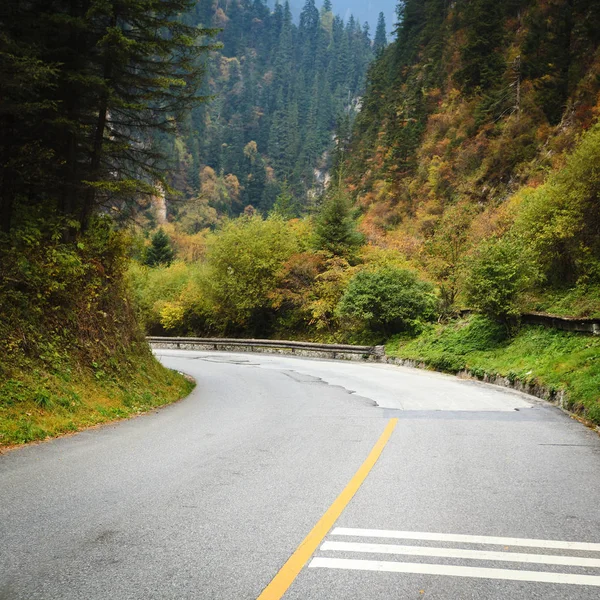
[[347, 0, 600, 313], [131, 0, 600, 341], [159, 0, 378, 228]]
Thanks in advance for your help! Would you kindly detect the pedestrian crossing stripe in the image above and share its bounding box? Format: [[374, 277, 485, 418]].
[[330, 527, 600, 552], [309, 557, 600, 587], [309, 528, 600, 587], [320, 541, 600, 568]]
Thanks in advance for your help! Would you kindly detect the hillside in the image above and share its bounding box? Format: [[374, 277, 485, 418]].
[[0, 0, 202, 448], [131, 0, 600, 335], [348, 0, 600, 316], [0, 221, 194, 447]]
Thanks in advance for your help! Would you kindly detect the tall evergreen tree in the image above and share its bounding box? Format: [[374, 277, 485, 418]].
[[456, 0, 506, 92], [271, 179, 299, 219], [314, 175, 363, 259], [523, 0, 575, 124], [373, 12, 387, 55], [0, 14, 59, 232], [145, 228, 175, 267], [0, 0, 216, 233]]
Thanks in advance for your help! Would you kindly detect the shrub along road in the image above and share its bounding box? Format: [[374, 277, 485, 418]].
[[1, 351, 599, 599]]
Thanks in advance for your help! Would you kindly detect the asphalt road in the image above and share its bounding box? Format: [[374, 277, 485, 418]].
[[1, 350, 600, 599]]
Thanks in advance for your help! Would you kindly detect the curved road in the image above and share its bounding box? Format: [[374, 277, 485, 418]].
[[1, 350, 600, 599]]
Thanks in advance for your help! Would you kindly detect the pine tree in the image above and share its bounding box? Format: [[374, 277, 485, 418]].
[[0, 11, 59, 233], [145, 228, 175, 267], [373, 12, 387, 55], [313, 177, 363, 259], [77, 0, 217, 229], [271, 180, 299, 219], [299, 0, 320, 77], [456, 0, 505, 92], [395, 0, 427, 63], [0, 0, 217, 233], [222, 0, 245, 57], [523, 0, 575, 124], [334, 23, 351, 92], [299, 79, 321, 181], [245, 155, 268, 211]]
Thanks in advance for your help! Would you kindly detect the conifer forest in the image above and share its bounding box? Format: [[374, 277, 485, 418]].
[[2, 0, 600, 444], [163, 0, 378, 222]]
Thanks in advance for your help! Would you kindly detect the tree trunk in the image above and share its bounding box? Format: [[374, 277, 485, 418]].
[[80, 12, 116, 232], [81, 90, 109, 231]]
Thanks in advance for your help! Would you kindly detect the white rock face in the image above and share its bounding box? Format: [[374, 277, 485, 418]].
[[152, 183, 167, 224]]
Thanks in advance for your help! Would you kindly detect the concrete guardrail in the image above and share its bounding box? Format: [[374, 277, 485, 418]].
[[148, 311, 598, 363], [520, 312, 600, 335], [147, 336, 386, 362]]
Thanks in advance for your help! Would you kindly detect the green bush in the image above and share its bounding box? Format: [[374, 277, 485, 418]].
[[337, 267, 438, 337], [427, 354, 467, 374], [465, 237, 538, 326], [202, 215, 303, 333], [127, 260, 206, 334]]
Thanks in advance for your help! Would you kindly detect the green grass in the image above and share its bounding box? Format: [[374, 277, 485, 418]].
[[0, 223, 196, 450], [386, 315, 600, 425], [526, 285, 600, 319], [0, 351, 194, 449]]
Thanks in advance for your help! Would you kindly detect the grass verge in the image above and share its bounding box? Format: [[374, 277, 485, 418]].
[[0, 350, 193, 450], [386, 315, 600, 425], [526, 285, 600, 319]]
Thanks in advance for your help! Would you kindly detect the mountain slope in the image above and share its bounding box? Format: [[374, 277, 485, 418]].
[[347, 0, 600, 315]]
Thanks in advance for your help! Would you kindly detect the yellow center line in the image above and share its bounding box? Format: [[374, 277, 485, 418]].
[[256, 418, 399, 600]]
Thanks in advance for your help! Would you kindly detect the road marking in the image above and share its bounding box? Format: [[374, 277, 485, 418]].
[[320, 541, 600, 568], [309, 557, 600, 586], [256, 418, 398, 600], [331, 528, 600, 552]]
